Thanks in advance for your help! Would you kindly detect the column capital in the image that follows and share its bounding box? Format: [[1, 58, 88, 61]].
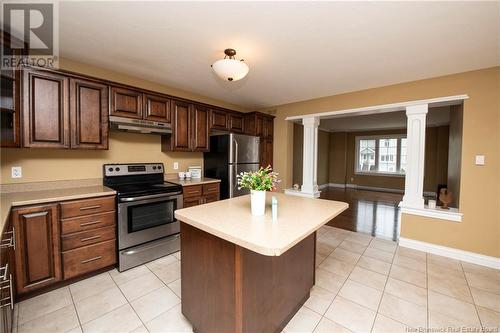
[[302, 116, 320, 127], [406, 104, 428, 116]]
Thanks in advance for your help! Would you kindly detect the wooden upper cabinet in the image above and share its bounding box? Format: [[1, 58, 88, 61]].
[[170, 100, 191, 151], [70, 78, 109, 149], [110, 86, 142, 119], [255, 115, 264, 136], [209, 109, 228, 130], [191, 105, 209, 151], [263, 116, 274, 139], [228, 112, 244, 133], [12, 204, 62, 295], [144, 93, 170, 123], [22, 68, 70, 148]]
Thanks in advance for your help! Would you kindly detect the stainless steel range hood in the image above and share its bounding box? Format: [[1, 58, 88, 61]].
[[109, 116, 172, 135]]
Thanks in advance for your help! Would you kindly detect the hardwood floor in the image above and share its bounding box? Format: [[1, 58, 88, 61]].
[[321, 187, 402, 241]]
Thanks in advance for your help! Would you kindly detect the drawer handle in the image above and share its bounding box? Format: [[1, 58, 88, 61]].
[[81, 256, 102, 264], [187, 190, 199, 194], [79, 205, 101, 211], [80, 220, 101, 227], [80, 235, 101, 242]]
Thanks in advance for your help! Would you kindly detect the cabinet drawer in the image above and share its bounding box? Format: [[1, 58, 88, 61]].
[[183, 185, 203, 198], [202, 183, 220, 195], [62, 226, 116, 251], [63, 239, 116, 280], [60, 196, 115, 219], [204, 194, 219, 204], [183, 197, 201, 208], [61, 211, 115, 235]]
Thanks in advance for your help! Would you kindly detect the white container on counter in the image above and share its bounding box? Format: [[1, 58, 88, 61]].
[[189, 166, 202, 179]]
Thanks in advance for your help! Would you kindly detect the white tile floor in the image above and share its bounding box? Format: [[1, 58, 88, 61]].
[[13, 225, 500, 333]]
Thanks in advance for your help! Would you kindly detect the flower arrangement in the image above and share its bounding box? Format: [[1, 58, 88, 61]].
[[237, 166, 280, 191]]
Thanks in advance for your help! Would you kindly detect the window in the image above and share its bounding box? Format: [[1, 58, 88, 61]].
[[355, 135, 407, 175]]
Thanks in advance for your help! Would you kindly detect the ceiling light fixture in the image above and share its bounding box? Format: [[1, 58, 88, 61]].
[[211, 48, 249, 82]]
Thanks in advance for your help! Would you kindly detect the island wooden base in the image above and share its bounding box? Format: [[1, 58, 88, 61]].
[[180, 222, 316, 333]]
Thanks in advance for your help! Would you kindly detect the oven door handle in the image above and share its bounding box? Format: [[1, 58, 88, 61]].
[[120, 192, 182, 202]]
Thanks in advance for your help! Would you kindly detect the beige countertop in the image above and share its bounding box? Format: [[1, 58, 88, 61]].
[[167, 177, 221, 187], [1, 185, 116, 232], [175, 192, 348, 256]]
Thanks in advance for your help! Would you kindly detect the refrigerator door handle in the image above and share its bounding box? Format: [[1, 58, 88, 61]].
[[233, 138, 239, 165]]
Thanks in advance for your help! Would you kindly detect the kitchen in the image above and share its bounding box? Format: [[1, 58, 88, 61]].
[[1, 2, 499, 333]]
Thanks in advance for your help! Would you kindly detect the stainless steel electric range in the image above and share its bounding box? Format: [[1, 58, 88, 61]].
[[103, 163, 183, 271]]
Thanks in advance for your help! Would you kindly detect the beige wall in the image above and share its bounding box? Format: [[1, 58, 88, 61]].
[[0, 58, 248, 185], [292, 123, 303, 186], [269, 67, 500, 257], [317, 130, 330, 186], [328, 132, 347, 185], [292, 125, 329, 186]]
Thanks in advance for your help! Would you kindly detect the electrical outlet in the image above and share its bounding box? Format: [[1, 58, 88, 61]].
[[475, 155, 485, 165], [11, 166, 22, 178], [173, 162, 179, 170]]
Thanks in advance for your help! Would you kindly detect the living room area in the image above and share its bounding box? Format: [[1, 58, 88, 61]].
[[291, 103, 463, 240]]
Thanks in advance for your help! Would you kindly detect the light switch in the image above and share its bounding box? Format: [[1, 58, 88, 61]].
[[475, 155, 485, 165], [173, 162, 179, 170], [11, 166, 22, 178]]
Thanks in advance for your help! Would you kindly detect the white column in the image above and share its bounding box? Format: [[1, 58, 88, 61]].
[[301, 116, 320, 198], [402, 104, 428, 208]]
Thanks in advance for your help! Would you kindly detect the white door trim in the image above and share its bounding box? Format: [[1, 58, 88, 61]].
[[285, 94, 468, 121]]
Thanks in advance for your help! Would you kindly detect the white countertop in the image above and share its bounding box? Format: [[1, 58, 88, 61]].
[[1, 186, 116, 232], [175, 192, 348, 256], [167, 177, 221, 187]]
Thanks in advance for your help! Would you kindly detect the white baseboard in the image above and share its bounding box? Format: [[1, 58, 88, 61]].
[[399, 237, 500, 270], [318, 184, 330, 190], [327, 183, 346, 188], [345, 184, 404, 194]]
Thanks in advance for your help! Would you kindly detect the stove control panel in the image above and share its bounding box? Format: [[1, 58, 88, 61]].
[[104, 163, 164, 177]]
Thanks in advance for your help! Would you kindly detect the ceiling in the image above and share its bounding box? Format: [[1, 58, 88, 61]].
[[57, 2, 499, 109], [318, 106, 450, 132]]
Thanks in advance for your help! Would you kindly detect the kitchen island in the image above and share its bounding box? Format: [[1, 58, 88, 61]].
[[175, 192, 348, 333]]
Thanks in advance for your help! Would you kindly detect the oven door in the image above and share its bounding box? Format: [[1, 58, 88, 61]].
[[118, 193, 183, 249]]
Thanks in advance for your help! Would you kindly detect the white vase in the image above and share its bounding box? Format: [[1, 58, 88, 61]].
[[250, 190, 266, 216]]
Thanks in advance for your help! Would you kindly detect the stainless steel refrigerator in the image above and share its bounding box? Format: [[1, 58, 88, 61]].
[[204, 133, 260, 199]]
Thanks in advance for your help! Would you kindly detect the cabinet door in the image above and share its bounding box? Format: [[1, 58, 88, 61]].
[[255, 115, 264, 136], [22, 68, 70, 148], [110, 86, 142, 119], [228, 113, 244, 133], [191, 105, 209, 152], [12, 204, 62, 295], [171, 100, 192, 151], [209, 109, 228, 130], [70, 78, 109, 149], [263, 116, 274, 139], [144, 93, 170, 123], [260, 138, 274, 168]]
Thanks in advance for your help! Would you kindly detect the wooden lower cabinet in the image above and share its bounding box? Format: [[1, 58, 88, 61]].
[[10, 196, 117, 298], [0, 219, 15, 333], [12, 204, 62, 295], [182, 183, 220, 208], [62, 240, 116, 280]]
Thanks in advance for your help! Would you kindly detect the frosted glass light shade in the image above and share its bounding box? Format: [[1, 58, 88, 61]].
[[212, 59, 249, 81]]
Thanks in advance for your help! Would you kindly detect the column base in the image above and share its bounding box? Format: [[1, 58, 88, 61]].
[[284, 188, 321, 198]]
